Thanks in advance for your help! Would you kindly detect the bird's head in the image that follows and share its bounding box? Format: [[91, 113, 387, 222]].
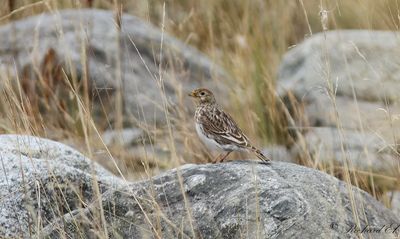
[[188, 88, 216, 104]]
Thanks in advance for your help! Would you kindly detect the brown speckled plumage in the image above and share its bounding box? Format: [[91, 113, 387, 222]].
[[195, 104, 249, 148], [189, 88, 270, 163]]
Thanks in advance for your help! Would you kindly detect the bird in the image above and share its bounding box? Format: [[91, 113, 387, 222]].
[[188, 88, 271, 164]]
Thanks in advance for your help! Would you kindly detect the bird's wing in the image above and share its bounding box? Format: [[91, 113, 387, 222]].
[[198, 106, 251, 148]]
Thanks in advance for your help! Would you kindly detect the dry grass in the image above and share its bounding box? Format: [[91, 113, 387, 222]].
[[1, 0, 400, 237]]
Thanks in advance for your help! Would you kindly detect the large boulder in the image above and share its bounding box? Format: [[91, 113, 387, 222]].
[[0, 135, 395, 238], [278, 30, 400, 173], [0, 9, 227, 125], [0, 134, 124, 238], [278, 30, 400, 103]]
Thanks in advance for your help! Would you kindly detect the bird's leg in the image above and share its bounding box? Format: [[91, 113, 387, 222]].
[[219, 151, 232, 163], [212, 152, 231, 163], [212, 153, 223, 164]]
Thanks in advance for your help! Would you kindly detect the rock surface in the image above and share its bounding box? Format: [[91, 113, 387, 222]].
[[278, 30, 400, 173], [1, 134, 398, 238], [291, 127, 398, 172], [278, 30, 400, 103], [0, 9, 227, 124], [389, 191, 400, 219], [102, 128, 143, 147], [0, 134, 124, 238], [42, 162, 399, 239]]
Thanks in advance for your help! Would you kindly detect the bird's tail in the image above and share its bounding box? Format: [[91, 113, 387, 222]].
[[249, 146, 271, 164]]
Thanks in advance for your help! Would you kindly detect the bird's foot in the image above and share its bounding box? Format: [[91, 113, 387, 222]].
[[212, 152, 231, 164]]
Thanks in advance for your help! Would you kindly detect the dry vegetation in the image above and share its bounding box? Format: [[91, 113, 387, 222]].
[[1, 0, 400, 224]]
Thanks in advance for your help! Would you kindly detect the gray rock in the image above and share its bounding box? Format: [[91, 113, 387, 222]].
[[291, 127, 398, 173], [278, 30, 400, 102], [2, 135, 397, 238], [277, 30, 400, 173], [102, 128, 143, 147], [388, 191, 400, 219], [0, 9, 227, 124], [277, 30, 400, 133], [303, 94, 400, 130], [0, 134, 124, 238], [41, 161, 398, 238]]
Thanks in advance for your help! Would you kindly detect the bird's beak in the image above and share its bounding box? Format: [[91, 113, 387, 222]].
[[188, 91, 196, 97]]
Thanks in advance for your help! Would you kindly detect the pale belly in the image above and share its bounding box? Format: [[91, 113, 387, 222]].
[[195, 123, 244, 152], [195, 123, 222, 151]]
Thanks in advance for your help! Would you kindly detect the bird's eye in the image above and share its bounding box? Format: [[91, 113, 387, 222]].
[[200, 92, 205, 96]]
